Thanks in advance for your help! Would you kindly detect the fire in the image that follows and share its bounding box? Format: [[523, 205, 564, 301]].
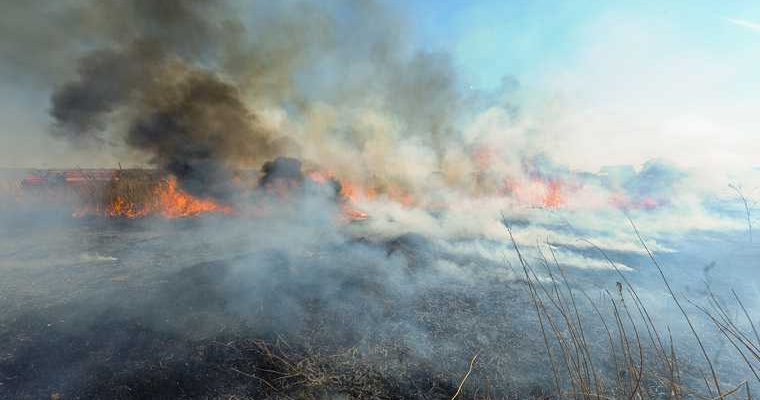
[[333, 179, 371, 221], [107, 195, 150, 218], [337, 178, 414, 207], [388, 187, 415, 207], [340, 205, 369, 222], [307, 170, 333, 184], [154, 176, 233, 218], [76, 176, 233, 219], [502, 177, 565, 208], [609, 192, 663, 210], [542, 180, 563, 208], [338, 180, 360, 202], [59, 157, 647, 222]]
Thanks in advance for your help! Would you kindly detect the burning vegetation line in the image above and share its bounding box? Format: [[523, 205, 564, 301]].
[[46, 158, 369, 220], [73, 174, 233, 218]]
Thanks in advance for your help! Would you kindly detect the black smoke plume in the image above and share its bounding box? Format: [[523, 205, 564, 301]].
[[46, 0, 467, 199], [49, 0, 284, 198], [258, 157, 304, 188]]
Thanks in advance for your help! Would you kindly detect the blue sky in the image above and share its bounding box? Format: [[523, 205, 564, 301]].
[[397, 1, 760, 89], [398, 0, 597, 88], [2, 0, 760, 179], [377, 1, 760, 183]]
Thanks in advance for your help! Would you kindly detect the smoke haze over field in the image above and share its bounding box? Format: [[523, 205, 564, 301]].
[[0, 0, 757, 247], [0, 0, 758, 199], [24, 0, 465, 199], [0, 0, 756, 263], [1, 1, 760, 398]]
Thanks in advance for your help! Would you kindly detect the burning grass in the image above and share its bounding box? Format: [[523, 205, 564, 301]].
[[102, 175, 233, 218], [11, 165, 373, 221], [14, 169, 235, 218], [0, 173, 758, 399], [72, 169, 162, 218], [75, 171, 234, 218]]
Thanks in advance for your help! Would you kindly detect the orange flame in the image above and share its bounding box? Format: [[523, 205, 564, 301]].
[[335, 180, 370, 221], [502, 177, 565, 208], [307, 170, 333, 184], [107, 195, 150, 218], [154, 176, 233, 218], [542, 180, 563, 208], [76, 176, 233, 219]]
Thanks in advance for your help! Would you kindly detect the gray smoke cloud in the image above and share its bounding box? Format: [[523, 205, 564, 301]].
[[2, 2, 759, 397], [45, 0, 275, 196], [41, 0, 467, 199]]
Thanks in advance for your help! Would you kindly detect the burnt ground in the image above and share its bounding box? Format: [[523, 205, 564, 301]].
[[0, 216, 553, 399], [0, 215, 756, 399]]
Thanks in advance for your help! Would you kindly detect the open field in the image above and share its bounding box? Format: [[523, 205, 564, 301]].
[[0, 213, 757, 399], [3, 1, 760, 398]]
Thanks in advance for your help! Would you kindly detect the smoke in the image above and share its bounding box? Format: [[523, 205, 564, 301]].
[[2, 0, 755, 212], [51, 46, 149, 136], [2, 1, 760, 397], [39, 0, 742, 261], [40, 0, 474, 200], [3, 0, 743, 247], [43, 1, 268, 196], [128, 63, 284, 198]]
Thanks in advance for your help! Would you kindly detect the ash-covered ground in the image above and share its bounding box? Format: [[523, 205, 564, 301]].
[[0, 211, 757, 399], [0, 215, 539, 399], [2, 1, 759, 398]]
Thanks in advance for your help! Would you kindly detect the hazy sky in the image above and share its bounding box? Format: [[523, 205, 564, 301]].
[[403, 0, 760, 183], [1, 0, 759, 181]]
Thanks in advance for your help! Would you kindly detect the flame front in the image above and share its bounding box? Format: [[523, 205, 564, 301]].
[[62, 154, 652, 222], [154, 176, 233, 218], [108, 195, 150, 218], [77, 176, 233, 219]]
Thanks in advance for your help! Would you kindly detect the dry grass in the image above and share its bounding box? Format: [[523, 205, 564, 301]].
[[5, 169, 164, 215], [72, 170, 162, 216], [502, 216, 759, 400], [2, 170, 758, 399]]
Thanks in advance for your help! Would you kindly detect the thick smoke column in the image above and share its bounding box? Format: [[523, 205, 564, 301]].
[[126, 64, 281, 198], [3, 1, 760, 398], [3, 0, 727, 212], [46, 0, 476, 201], [259, 157, 304, 188], [49, 0, 289, 198], [42, 0, 695, 215]]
